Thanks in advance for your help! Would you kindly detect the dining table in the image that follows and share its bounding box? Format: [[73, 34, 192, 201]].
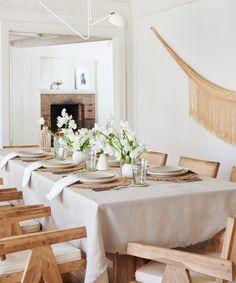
[[1, 147, 236, 283]]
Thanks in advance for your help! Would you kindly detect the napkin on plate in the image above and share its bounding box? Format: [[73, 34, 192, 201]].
[[22, 161, 42, 188], [46, 175, 80, 201], [0, 152, 19, 169]]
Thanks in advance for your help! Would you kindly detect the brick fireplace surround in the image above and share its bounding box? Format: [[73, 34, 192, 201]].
[[41, 91, 96, 131]]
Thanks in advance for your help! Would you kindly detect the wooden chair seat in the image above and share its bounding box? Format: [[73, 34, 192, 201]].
[[19, 219, 41, 234], [0, 201, 12, 208], [0, 242, 82, 276], [135, 261, 216, 283]]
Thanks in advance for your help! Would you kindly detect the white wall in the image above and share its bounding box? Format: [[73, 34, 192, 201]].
[[10, 41, 113, 145], [132, 0, 236, 179]]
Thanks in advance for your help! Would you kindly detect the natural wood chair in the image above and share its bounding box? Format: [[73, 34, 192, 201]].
[[0, 188, 47, 236], [141, 151, 168, 167], [179, 156, 220, 178], [230, 166, 236, 182], [0, 227, 87, 283], [0, 205, 51, 238], [0, 189, 22, 208], [2, 145, 39, 149], [0, 178, 3, 186], [127, 216, 236, 283]]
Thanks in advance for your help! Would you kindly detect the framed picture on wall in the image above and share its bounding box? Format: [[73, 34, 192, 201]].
[[76, 68, 90, 89], [75, 61, 96, 90]]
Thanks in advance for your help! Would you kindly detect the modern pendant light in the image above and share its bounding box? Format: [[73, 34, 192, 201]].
[[38, 0, 126, 40]]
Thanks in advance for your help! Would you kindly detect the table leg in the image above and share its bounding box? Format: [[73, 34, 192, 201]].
[[108, 253, 146, 283]]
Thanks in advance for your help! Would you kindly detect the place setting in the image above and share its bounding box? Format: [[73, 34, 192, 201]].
[[0, 149, 54, 169], [147, 165, 202, 183]]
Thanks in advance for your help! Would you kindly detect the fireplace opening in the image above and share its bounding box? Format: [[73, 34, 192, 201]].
[[50, 103, 85, 132]]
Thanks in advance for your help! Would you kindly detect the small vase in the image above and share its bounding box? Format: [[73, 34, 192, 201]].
[[96, 154, 108, 171], [72, 151, 85, 164], [39, 127, 51, 152], [121, 163, 133, 178]]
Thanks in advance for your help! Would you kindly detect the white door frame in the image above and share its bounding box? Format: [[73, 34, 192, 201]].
[[0, 16, 127, 145]]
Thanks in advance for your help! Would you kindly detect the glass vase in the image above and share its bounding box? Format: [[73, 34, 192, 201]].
[[39, 127, 51, 152]]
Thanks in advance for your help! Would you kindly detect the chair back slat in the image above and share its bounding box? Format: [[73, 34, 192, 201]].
[[2, 145, 38, 149], [179, 156, 220, 178], [230, 166, 236, 182], [0, 227, 87, 255], [142, 151, 168, 166]]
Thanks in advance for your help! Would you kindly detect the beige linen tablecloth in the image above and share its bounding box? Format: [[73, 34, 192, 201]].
[[1, 148, 236, 282]]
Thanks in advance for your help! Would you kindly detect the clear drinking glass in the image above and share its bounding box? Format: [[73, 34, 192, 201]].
[[53, 136, 68, 160], [132, 158, 148, 185], [85, 150, 97, 171]]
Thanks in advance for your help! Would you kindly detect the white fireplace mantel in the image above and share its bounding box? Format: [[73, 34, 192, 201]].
[[40, 89, 97, 95]]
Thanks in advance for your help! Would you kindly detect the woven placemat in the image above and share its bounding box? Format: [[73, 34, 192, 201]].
[[71, 177, 130, 191], [147, 171, 202, 183], [37, 163, 85, 174], [15, 155, 54, 162]]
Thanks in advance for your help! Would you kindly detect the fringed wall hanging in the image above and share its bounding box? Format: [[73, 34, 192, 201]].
[[151, 26, 236, 145]]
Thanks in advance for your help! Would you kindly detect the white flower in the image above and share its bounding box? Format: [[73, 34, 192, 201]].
[[56, 108, 77, 130], [39, 117, 45, 126], [68, 119, 77, 130]]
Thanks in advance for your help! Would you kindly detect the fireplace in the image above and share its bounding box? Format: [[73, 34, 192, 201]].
[[41, 91, 96, 133], [50, 103, 85, 132]]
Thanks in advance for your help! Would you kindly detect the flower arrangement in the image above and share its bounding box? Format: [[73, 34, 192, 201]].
[[92, 118, 148, 164], [69, 128, 92, 152], [55, 108, 77, 149], [38, 116, 49, 130]]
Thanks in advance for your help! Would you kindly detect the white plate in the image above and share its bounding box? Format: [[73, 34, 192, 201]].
[[41, 159, 75, 169], [148, 168, 188, 177], [79, 175, 119, 184], [18, 150, 46, 158], [77, 172, 115, 180], [148, 166, 185, 174]]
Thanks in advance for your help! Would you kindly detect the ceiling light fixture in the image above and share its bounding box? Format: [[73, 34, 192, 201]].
[[38, 0, 126, 40]]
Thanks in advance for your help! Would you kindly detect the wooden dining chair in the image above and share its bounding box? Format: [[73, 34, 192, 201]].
[[179, 156, 220, 178], [2, 145, 39, 149], [0, 226, 87, 283], [229, 166, 236, 182], [127, 216, 236, 283], [0, 205, 51, 238], [142, 151, 168, 167], [0, 188, 22, 208]]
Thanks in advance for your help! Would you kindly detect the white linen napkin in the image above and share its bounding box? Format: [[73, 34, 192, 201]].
[[0, 152, 18, 169], [22, 161, 42, 188], [46, 175, 80, 201]]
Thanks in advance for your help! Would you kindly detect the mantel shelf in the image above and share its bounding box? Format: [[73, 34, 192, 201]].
[[40, 89, 97, 95]]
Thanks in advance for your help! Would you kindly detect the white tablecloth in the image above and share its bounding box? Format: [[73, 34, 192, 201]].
[[1, 148, 236, 282]]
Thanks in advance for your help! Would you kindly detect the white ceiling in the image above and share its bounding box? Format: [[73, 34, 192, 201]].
[[0, 0, 131, 16]]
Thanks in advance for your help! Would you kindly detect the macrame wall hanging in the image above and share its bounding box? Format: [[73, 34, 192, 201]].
[[151, 26, 236, 145]]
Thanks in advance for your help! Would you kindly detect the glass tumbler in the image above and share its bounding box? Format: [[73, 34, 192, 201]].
[[85, 150, 97, 171], [132, 158, 148, 185]]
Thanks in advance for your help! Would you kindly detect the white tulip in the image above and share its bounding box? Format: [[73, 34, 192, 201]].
[[39, 117, 45, 126]]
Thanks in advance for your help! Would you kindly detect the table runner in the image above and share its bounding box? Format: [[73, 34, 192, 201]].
[[1, 148, 236, 282]]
